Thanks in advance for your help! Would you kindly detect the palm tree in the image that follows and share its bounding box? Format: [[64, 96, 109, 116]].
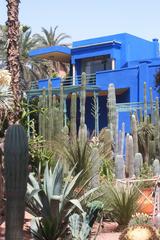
[[34, 26, 71, 75], [0, 24, 48, 90], [6, 0, 21, 122]]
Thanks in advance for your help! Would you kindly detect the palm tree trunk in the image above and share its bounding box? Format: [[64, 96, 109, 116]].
[[6, 0, 21, 123]]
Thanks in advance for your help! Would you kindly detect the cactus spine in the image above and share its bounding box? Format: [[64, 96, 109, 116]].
[[4, 124, 29, 240], [70, 93, 77, 139]]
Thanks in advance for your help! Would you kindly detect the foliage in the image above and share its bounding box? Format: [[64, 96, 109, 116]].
[[128, 213, 152, 227], [54, 137, 93, 184], [69, 201, 103, 240], [0, 69, 14, 130], [28, 133, 55, 176], [103, 183, 141, 228], [69, 213, 91, 240], [119, 224, 158, 240], [26, 161, 97, 240]]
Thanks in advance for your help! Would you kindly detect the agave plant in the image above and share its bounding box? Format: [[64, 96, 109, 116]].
[[104, 183, 141, 228], [26, 161, 97, 240]]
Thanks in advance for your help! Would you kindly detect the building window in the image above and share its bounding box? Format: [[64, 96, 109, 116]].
[[81, 55, 112, 75]]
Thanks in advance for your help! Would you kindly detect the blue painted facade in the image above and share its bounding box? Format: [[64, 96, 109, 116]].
[[29, 33, 160, 132]]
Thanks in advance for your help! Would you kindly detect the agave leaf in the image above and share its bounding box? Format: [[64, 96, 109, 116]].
[[62, 171, 82, 199], [38, 190, 52, 220], [69, 199, 84, 213]]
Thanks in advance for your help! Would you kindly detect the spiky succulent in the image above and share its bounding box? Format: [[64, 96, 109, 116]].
[[119, 224, 158, 240]]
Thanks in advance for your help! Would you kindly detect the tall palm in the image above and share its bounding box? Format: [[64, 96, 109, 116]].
[[6, 0, 21, 122], [34, 26, 71, 74]]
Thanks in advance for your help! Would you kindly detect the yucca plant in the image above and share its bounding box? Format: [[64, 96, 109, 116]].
[[26, 161, 97, 240], [104, 183, 141, 228]]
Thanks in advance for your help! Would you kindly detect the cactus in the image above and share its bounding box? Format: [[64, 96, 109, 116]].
[[107, 83, 117, 141], [42, 88, 47, 139], [80, 72, 87, 127], [48, 79, 53, 145], [59, 82, 64, 130], [144, 82, 147, 123], [4, 124, 29, 239], [70, 93, 77, 139], [125, 134, 134, 178], [149, 87, 154, 124], [134, 153, 143, 177], [131, 114, 138, 156], [78, 124, 88, 150], [153, 159, 160, 176], [115, 155, 125, 179]]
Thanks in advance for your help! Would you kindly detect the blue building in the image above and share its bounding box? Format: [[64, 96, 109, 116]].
[[29, 33, 160, 132]]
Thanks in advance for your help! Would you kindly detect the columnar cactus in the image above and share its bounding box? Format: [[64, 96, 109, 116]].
[[149, 87, 154, 124], [80, 72, 87, 127], [115, 155, 125, 179], [153, 159, 160, 176], [125, 134, 134, 177], [107, 83, 117, 141], [131, 114, 138, 157], [59, 82, 64, 130], [48, 79, 53, 144], [134, 153, 143, 177], [70, 92, 77, 139], [4, 124, 29, 240], [144, 82, 147, 123]]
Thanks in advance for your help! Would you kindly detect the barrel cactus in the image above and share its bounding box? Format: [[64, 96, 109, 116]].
[[4, 124, 29, 240], [119, 224, 158, 240]]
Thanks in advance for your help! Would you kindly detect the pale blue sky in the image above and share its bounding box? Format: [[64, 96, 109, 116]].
[[1, 0, 160, 42]]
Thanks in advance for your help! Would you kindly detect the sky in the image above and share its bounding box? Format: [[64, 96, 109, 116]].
[[1, 0, 160, 43]]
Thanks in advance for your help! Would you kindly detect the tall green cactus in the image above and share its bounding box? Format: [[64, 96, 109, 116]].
[[4, 124, 29, 240], [125, 134, 134, 177], [70, 92, 77, 139]]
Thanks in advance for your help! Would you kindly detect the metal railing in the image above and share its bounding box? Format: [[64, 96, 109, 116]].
[[30, 73, 97, 89], [116, 101, 157, 112]]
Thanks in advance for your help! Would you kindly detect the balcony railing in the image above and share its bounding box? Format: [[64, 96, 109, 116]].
[[30, 73, 96, 90]]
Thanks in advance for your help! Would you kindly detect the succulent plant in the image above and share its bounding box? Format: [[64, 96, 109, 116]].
[[4, 124, 29, 239], [119, 224, 158, 240]]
